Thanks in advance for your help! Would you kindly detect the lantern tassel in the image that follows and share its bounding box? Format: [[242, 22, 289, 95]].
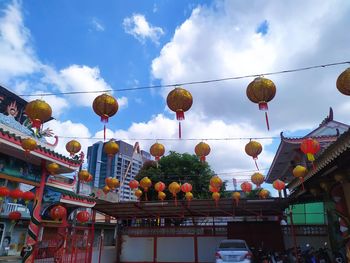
[[215, 199, 218, 208], [254, 159, 259, 170], [104, 125, 106, 141], [306, 153, 315, 162], [145, 192, 148, 201], [178, 122, 182, 139], [174, 196, 177, 206], [176, 110, 185, 121], [300, 177, 305, 191], [200, 156, 206, 162], [265, 112, 270, 131]]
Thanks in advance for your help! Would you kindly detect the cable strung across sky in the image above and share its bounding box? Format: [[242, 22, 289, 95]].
[[18, 60, 350, 97]]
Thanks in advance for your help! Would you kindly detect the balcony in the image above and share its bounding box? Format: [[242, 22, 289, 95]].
[[0, 202, 31, 219]]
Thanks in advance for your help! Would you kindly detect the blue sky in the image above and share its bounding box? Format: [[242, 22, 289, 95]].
[[1, 0, 350, 194]]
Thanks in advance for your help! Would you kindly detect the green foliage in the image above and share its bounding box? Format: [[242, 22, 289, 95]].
[[135, 151, 226, 201]]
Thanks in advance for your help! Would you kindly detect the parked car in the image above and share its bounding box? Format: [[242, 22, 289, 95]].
[[215, 239, 253, 263]]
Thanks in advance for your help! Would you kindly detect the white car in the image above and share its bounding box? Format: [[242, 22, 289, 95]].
[[215, 239, 253, 263]]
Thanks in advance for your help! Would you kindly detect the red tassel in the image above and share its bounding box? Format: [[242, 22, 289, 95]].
[[101, 115, 109, 123], [104, 125, 106, 141], [215, 199, 218, 208], [155, 156, 160, 161], [145, 192, 148, 201], [178, 122, 182, 139], [200, 156, 206, 162], [31, 119, 41, 130], [265, 112, 270, 131], [258, 102, 268, 111], [254, 159, 259, 170], [300, 177, 305, 191], [176, 111, 185, 120], [174, 196, 177, 206]]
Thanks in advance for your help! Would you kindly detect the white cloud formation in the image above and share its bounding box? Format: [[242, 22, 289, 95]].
[[91, 18, 105, 31], [123, 14, 164, 44]]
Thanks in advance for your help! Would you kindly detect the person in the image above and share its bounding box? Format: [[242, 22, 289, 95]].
[[1, 236, 11, 256]]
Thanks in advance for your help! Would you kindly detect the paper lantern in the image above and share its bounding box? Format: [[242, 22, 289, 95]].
[[129, 180, 139, 190], [105, 177, 114, 189], [293, 165, 308, 190], [158, 191, 166, 201], [245, 140, 262, 170], [150, 143, 165, 161], [103, 185, 111, 194], [65, 140, 81, 156], [232, 192, 241, 206], [300, 138, 320, 162], [181, 183, 192, 193], [0, 186, 10, 201], [154, 182, 166, 192], [251, 172, 265, 188], [210, 176, 223, 189], [77, 211, 90, 223], [259, 189, 269, 199], [241, 182, 252, 194], [166, 87, 193, 138], [134, 189, 143, 200], [104, 140, 119, 157], [22, 191, 35, 205], [185, 192, 193, 202], [25, 99, 52, 130], [93, 94, 118, 140], [212, 192, 220, 207], [140, 177, 152, 192], [78, 170, 90, 182], [86, 174, 93, 183], [195, 142, 211, 162], [47, 163, 60, 175], [169, 182, 181, 206], [111, 178, 120, 189], [9, 211, 21, 222], [336, 68, 350, 95], [273, 179, 285, 197], [209, 185, 219, 193], [50, 205, 67, 221], [10, 189, 23, 203], [21, 138, 37, 154], [246, 77, 276, 130]]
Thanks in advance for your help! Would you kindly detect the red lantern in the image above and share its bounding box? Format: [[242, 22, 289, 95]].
[[166, 87, 193, 139], [93, 94, 118, 140], [150, 143, 165, 161], [181, 183, 192, 193], [8, 211, 21, 222], [0, 186, 10, 201], [154, 182, 166, 192], [129, 180, 139, 190], [22, 191, 35, 205], [77, 211, 90, 223], [195, 142, 211, 162], [209, 185, 219, 193], [300, 138, 320, 162], [245, 140, 263, 170], [10, 189, 23, 203], [273, 179, 285, 197], [50, 205, 67, 221], [241, 182, 252, 194]]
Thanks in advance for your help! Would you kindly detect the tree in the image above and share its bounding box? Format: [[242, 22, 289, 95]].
[[135, 151, 226, 201]]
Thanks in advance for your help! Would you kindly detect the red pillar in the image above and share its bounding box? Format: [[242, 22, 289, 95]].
[[22, 159, 48, 263]]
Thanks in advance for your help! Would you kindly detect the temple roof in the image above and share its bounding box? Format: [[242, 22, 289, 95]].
[[46, 186, 96, 207], [266, 108, 349, 183]]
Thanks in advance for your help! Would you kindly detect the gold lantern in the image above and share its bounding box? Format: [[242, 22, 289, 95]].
[[212, 192, 220, 207], [195, 142, 211, 162], [210, 176, 223, 189], [336, 68, 350, 95], [25, 99, 52, 130], [246, 77, 276, 130], [102, 185, 111, 194], [166, 87, 193, 139], [134, 189, 143, 200], [78, 170, 90, 182], [245, 140, 263, 169], [21, 138, 37, 154], [150, 143, 165, 161], [169, 182, 181, 206], [251, 172, 265, 188], [65, 140, 81, 156], [293, 165, 308, 190], [47, 163, 60, 175], [158, 191, 166, 201], [259, 189, 269, 199], [232, 192, 241, 206], [104, 140, 119, 157]]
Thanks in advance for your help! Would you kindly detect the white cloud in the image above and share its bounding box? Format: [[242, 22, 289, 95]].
[[118, 96, 128, 109], [0, 0, 39, 82], [91, 18, 105, 32], [123, 13, 164, 44]]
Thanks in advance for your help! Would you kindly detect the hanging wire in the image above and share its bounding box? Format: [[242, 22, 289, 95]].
[[18, 60, 350, 97]]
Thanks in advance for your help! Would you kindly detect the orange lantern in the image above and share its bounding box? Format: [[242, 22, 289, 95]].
[[158, 191, 166, 201], [150, 143, 165, 161], [232, 192, 241, 206], [0, 186, 10, 201], [78, 170, 90, 182], [251, 172, 265, 188], [21, 138, 37, 154], [209, 185, 220, 193], [169, 182, 181, 206], [105, 177, 114, 189], [259, 189, 269, 199], [65, 140, 81, 156], [336, 68, 350, 95], [273, 179, 285, 197], [93, 93, 118, 140], [111, 178, 120, 189], [86, 174, 93, 183], [166, 87, 193, 139], [77, 211, 90, 223], [102, 185, 111, 195], [212, 192, 220, 207], [300, 138, 320, 162], [154, 182, 166, 192], [245, 140, 262, 170], [241, 182, 252, 194], [50, 205, 67, 221], [129, 180, 139, 190], [25, 99, 52, 130], [47, 163, 59, 175], [246, 77, 276, 130], [210, 176, 223, 189], [10, 189, 23, 203], [134, 189, 143, 200], [195, 142, 211, 162], [293, 165, 308, 190], [22, 191, 35, 205], [9, 211, 21, 223], [181, 183, 192, 193]]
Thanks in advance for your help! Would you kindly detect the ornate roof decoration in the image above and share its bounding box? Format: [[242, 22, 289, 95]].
[[46, 186, 96, 207]]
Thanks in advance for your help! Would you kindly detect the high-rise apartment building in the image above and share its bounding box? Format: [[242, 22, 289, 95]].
[[87, 140, 151, 201]]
